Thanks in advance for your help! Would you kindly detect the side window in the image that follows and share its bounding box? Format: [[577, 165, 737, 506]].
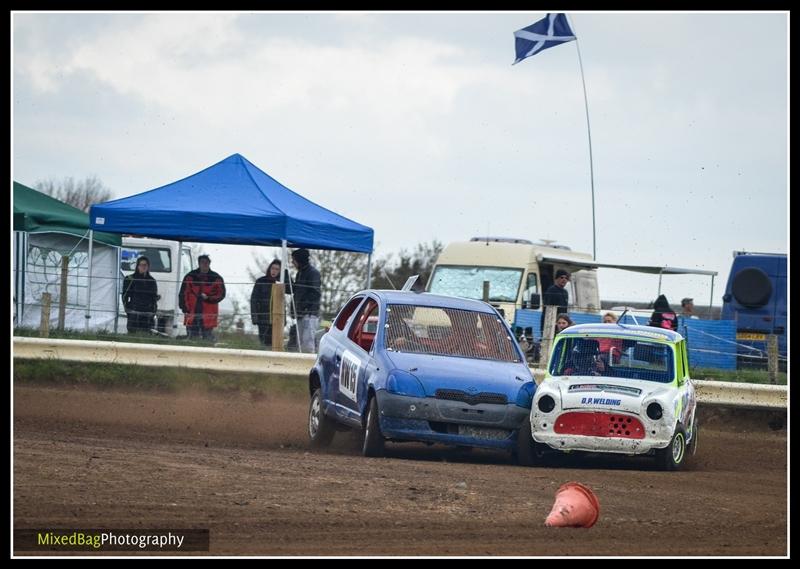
[[348, 298, 380, 352], [522, 273, 539, 305], [681, 340, 690, 377], [334, 296, 365, 331], [181, 248, 194, 276], [570, 270, 599, 311]]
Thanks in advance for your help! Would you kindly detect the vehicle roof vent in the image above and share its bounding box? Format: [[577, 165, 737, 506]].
[[469, 236, 534, 244], [537, 239, 572, 250]]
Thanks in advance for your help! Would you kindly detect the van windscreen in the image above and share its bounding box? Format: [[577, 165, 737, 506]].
[[120, 247, 172, 273], [428, 266, 523, 302]]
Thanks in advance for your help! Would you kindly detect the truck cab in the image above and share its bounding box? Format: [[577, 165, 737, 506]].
[[721, 251, 787, 368], [426, 237, 600, 325], [120, 237, 196, 336]]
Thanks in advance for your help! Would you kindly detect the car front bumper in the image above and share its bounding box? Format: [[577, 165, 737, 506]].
[[375, 390, 530, 450], [531, 410, 675, 455]]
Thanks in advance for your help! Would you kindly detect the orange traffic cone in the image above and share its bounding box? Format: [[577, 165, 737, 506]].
[[545, 482, 600, 528]]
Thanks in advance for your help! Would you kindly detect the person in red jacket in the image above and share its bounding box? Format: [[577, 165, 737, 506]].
[[597, 312, 624, 365], [179, 254, 226, 341]]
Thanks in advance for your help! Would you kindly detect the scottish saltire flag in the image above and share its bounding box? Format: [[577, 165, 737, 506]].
[[514, 13, 576, 65]]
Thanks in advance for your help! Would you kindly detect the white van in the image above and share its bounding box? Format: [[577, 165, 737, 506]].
[[427, 237, 600, 325], [119, 237, 196, 336]]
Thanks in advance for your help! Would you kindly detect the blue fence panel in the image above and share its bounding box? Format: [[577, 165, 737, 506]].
[[512, 310, 602, 336], [617, 313, 648, 326], [569, 313, 603, 326], [678, 317, 737, 370], [512, 309, 540, 334], [514, 310, 738, 371]]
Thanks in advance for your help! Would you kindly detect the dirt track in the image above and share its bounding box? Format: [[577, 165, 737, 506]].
[[13, 384, 787, 556]]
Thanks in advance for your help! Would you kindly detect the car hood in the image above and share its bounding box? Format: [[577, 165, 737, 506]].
[[385, 351, 531, 399], [549, 376, 673, 414]]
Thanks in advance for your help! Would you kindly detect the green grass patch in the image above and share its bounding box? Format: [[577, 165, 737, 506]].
[[13, 359, 308, 397], [692, 367, 787, 385], [14, 326, 268, 351]]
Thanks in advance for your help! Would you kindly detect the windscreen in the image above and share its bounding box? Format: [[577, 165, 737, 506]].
[[549, 336, 675, 383], [428, 266, 523, 303], [384, 304, 521, 363]]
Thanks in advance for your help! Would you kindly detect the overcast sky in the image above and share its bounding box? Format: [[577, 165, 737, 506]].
[[12, 11, 788, 310]]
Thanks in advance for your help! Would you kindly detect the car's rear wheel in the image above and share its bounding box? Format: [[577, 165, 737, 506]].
[[362, 396, 385, 457], [308, 388, 335, 448], [656, 425, 687, 470], [687, 421, 699, 456]]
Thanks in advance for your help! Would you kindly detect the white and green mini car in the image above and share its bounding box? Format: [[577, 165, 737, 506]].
[[525, 323, 698, 470]]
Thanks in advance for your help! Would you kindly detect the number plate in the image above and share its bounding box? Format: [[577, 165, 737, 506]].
[[458, 425, 509, 440], [737, 332, 766, 341]]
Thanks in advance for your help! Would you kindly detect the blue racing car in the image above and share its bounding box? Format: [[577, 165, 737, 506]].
[[307, 290, 538, 462]]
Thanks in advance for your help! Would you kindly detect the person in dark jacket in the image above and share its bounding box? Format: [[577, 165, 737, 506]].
[[291, 248, 321, 353], [649, 294, 678, 331], [250, 259, 283, 348], [179, 254, 226, 341], [541, 269, 570, 335], [122, 256, 159, 334]]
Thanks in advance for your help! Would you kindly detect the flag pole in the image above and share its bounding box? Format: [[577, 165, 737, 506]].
[[567, 15, 596, 261]]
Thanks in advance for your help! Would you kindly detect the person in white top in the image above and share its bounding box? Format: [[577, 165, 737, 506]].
[[680, 297, 699, 319]]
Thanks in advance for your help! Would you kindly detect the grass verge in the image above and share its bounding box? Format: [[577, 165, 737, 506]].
[[13, 359, 308, 398], [693, 367, 787, 385]]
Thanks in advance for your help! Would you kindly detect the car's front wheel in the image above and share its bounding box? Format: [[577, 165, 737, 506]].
[[515, 417, 544, 466], [308, 388, 335, 448], [656, 425, 687, 470], [362, 396, 385, 457]]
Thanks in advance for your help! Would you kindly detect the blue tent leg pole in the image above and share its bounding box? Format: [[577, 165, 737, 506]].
[[366, 253, 372, 289], [174, 241, 182, 336], [282, 240, 301, 353], [114, 245, 120, 334], [85, 230, 94, 331]]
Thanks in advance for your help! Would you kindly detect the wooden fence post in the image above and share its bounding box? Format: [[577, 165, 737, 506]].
[[271, 282, 285, 352], [539, 305, 559, 366], [767, 334, 778, 384], [40, 292, 52, 338], [58, 255, 69, 330]]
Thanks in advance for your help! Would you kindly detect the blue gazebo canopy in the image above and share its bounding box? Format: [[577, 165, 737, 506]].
[[90, 153, 373, 253]]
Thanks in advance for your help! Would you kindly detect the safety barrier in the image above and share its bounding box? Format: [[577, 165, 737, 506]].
[[14, 337, 786, 409], [13, 337, 315, 378], [692, 379, 787, 410]]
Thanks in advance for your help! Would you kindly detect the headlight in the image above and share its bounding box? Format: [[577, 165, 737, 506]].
[[537, 394, 556, 413], [647, 402, 663, 420], [386, 370, 426, 398], [515, 381, 535, 408]]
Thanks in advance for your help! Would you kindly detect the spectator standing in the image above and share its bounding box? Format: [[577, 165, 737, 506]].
[[541, 269, 570, 335], [291, 248, 321, 353], [179, 254, 226, 341], [649, 294, 678, 331], [251, 259, 283, 348], [681, 297, 699, 319], [555, 313, 574, 334], [121, 256, 159, 334], [598, 312, 624, 364]]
